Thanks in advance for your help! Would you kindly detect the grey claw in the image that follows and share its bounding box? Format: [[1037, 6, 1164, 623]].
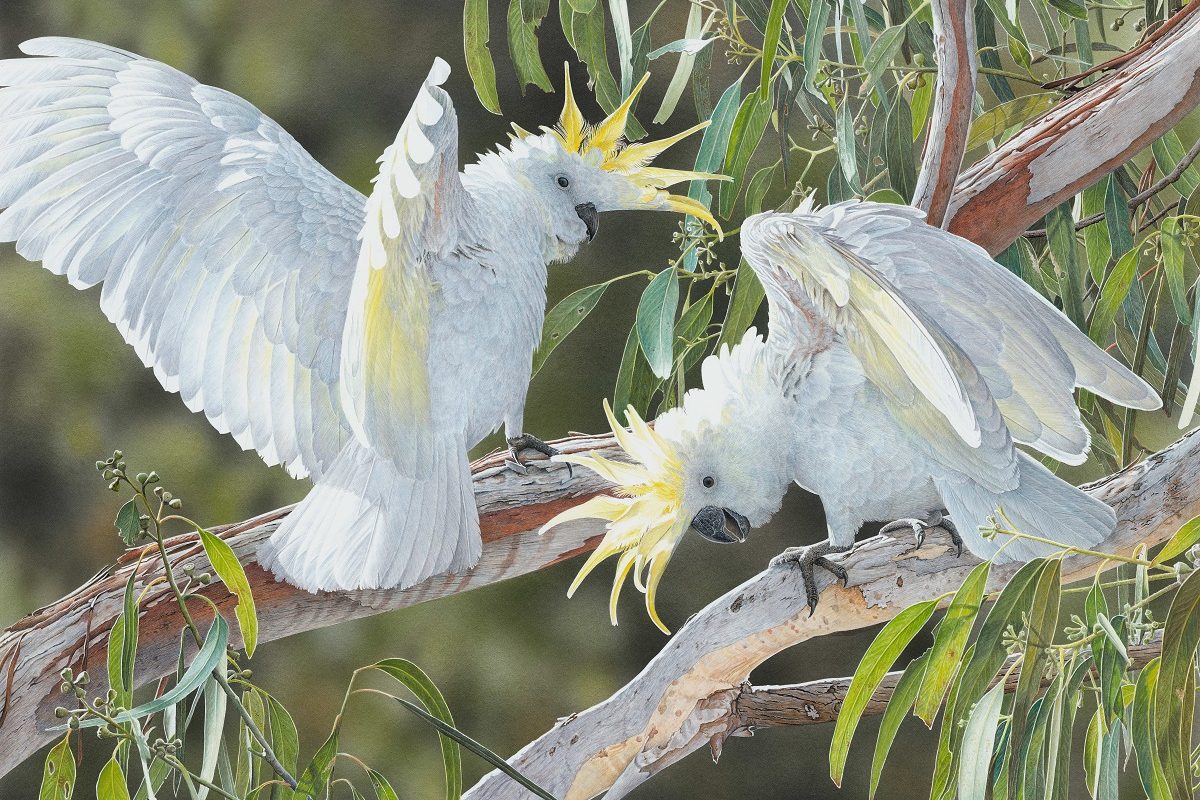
[[506, 434, 573, 477], [769, 542, 852, 615]]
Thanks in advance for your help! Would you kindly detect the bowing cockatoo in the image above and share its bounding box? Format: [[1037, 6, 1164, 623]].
[[545, 199, 1160, 632], [0, 38, 725, 591]]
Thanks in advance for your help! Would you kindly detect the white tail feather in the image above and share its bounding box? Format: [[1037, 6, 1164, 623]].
[[261, 437, 480, 592], [936, 452, 1115, 563]]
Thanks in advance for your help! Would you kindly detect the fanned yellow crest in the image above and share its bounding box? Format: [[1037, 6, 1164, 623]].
[[529, 65, 730, 237], [541, 400, 689, 633]]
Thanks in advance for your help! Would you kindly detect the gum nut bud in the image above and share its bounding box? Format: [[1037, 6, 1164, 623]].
[[153, 486, 164, 497], [77, 671, 89, 685], [60, 667, 73, 680], [136, 472, 148, 484], [54, 707, 68, 718], [60, 682, 71, 694], [169, 498, 182, 509], [102, 469, 114, 480], [109, 480, 120, 492], [1110, 21, 1119, 30], [183, 563, 195, 574], [74, 687, 85, 699], [68, 716, 80, 730], [148, 471, 159, 483], [116, 461, 125, 471], [113, 450, 123, 459], [95, 461, 106, 471], [198, 573, 212, 584]]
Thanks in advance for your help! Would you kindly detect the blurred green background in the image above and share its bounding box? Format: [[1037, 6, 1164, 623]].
[[0, 1, 1183, 798]]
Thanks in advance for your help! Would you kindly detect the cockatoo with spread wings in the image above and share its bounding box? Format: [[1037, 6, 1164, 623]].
[[545, 199, 1160, 632], [0, 38, 725, 592]]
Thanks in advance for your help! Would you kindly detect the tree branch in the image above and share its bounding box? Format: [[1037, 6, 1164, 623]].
[[727, 633, 1162, 736], [911, 0, 976, 227], [944, 0, 1200, 254], [0, 436, 622, 778], [464, 430, 1200, 800]]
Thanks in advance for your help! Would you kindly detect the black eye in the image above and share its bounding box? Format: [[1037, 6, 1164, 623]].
[[556, 175, 570, 188], [702, 476, 715, 489]]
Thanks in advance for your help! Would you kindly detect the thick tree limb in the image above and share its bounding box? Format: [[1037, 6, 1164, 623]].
[[911, 0, 975, 226], [944, 0, 1200, 254], [0, 436, 622, 778], [465, 430, 1200, 800]]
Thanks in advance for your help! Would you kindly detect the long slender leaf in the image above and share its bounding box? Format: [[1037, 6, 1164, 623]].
[[719, 92, 770, 217], [195, 677, 226, 800], [609, 0, 633, 96], [862, 26, 905, 100], [1046, 203, 1086, 328], [653, 2, 703, 123], [759, 0, 788, 99], [293, 730, 338, 799], [884, 94, 916, 200], [532, 283, 610, 376], [719, 259, 765, 349], [1105, 176, 1133, 262], [958, 682, 1004, 800], [1153, 515, 1200, 565], [464, 0, 502, 114], [370, 659, 462, 800], [613, 325, 658, 417], [367, 769, 400, 800], [914, 561, 990, 725], [1160, 216, 1192, 326], [1088, 247, 1138, 344], [1081, 179, 1111, 284], [869, 651, 928, 799], [803, 0, 829, 95], [39, 734, 75, 800], [507, 0, 554, 93], [1152, 130, 1200, 198], [1153, 567, 1200, 799], [636, 268, 680, 379], [835, 99, 861, 194], [830, 598, 938, 785], [1005, 558, 1061, 782], [265, 693, 300, 800], [572, 1, 622, 113], [198, 528, 257, 657], [98, 757, 132, 800], [73, 616, 229, 729], [1131, 657, 1171, 800], [115, 498, 142, 546]]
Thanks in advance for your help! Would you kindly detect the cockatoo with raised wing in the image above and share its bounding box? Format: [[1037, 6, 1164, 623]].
[[545, 199, 1161, 632], [0, 38, 725, 592]]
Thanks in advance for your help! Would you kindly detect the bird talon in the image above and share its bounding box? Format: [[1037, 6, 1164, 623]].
[[770, 542, 852, 615], [505, 433, 571, 476]]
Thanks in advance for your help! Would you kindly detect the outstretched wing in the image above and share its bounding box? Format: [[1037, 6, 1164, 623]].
[[338, 56, 466, 477], [0, 38, 465, 480], [741, 209, 1018, 492], [803, 201, 1161, 464]]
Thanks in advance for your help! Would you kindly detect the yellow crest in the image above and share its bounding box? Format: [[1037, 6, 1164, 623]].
[[540, 400, 689, 633], [515, 64, 728, 237]]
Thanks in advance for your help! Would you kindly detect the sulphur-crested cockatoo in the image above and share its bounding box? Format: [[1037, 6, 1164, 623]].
[[0, 38, 725, 592], [545, 199, 1160, 631]]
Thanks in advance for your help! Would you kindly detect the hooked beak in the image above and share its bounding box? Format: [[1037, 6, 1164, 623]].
[[575, 202, 598, 241], [689, 506, 750, 545]]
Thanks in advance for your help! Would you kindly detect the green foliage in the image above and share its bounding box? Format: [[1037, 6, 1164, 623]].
[[41, 451, 551, 800]]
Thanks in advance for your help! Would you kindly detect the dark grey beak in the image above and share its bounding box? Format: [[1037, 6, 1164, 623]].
[[575, 202, 598, 241], [690, 506, 750, 544]]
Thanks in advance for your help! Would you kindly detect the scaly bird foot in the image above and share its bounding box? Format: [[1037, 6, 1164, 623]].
[[505, 433, 572, 477], [879, 510, 963, 557], [769, 541, 852, 616]]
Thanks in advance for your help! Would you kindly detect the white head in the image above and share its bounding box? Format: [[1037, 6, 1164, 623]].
[[542, 332, 794, 632], [468, 67, 727, 259]]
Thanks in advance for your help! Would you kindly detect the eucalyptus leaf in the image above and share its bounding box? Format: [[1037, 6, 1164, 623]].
[[914, 561, 990, 725], [1046, 202, 1086, 328], [97, 758, 131, 800], [1153, 567, 1200, 798], [1081, 179, 1111, 284], [719, 260, 765, 350], [803, 0, 829, 95], [195, 677, 226, 800], [39, 734, 75, 800], [613, 325, 658, 417], [1088, 247, 1138, 345], [830, 598, 938, 785], [1131, 657, 1171, 799], [532, 283, 610, 376], [197, 528, 257, 657], [114, 498, 142, 546], [884, 95, 916, 200], [966, 93, 1057, 152], [1153, 515, 1200, 565], [759, 0, 788, 99], [1160, 216, 1192, 326], [293, 730, 338, 799], [464, 0, 502, 114], [869, 651, 928, 799], [507, 0, 554, 93], [719, 92, 770, 217], [636, 268, 680, 379], [958, 682, 1005, 800], [571, 1, 622, 114], [647, 38, 713, 59], [1104, 176, 1133, 262], [1152, 131, 1200, 198], [909, 75, 932, 142], [72, 616, 229, 729], [653, 2, 704, 124], [608, 0, 633, 96], [862, 26, 905, 100], [370, 659, 462, 800], [835, 99, 861, 194]]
